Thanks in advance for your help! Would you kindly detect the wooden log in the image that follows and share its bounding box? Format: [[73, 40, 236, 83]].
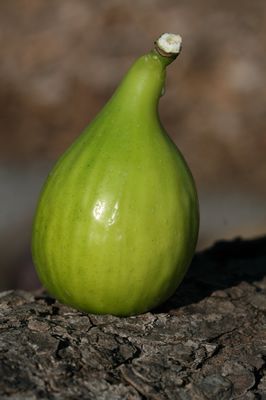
[[0, 237, 266, 399]]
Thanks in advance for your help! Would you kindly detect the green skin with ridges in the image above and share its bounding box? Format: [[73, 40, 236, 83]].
[[31, 48, 199, 316]]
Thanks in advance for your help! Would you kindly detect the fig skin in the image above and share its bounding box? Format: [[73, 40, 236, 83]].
[[31, 37, 199, 316]]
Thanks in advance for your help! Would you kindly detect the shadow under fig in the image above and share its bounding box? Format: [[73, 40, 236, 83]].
[[155, 236, 266, 313]]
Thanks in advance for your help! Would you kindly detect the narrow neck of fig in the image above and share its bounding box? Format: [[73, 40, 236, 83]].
[[111, 50, 175, 116]]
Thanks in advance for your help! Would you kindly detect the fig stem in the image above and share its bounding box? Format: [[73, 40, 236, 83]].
[[154, 33, 182, 67]]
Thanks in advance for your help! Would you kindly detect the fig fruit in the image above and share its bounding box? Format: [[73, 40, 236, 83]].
[[32, 33, 199, 316]]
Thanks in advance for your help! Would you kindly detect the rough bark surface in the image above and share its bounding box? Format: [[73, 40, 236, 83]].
[[0, 237, 266, 400]]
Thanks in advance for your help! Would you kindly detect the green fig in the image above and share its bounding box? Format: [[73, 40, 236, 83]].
[[32, 33, 199, 316]]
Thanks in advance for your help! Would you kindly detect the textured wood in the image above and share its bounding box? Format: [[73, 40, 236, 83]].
[[0, 237, 266, 399]]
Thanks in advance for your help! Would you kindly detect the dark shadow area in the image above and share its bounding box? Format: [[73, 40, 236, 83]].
[[155, 235, 266, 313]]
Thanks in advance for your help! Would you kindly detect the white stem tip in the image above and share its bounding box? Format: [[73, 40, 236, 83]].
[[156, 33, 182, 55]]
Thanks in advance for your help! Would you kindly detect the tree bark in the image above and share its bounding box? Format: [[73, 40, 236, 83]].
[[1, 237, 266, 399]]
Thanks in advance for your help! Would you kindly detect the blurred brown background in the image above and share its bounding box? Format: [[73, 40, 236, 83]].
[[1, 0, 265, 290]]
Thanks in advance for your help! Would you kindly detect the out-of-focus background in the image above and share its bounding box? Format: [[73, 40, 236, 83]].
[[1, 0, 265, 290]]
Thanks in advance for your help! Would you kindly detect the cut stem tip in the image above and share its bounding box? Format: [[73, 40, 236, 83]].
[[155, 33, 182, 58]]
